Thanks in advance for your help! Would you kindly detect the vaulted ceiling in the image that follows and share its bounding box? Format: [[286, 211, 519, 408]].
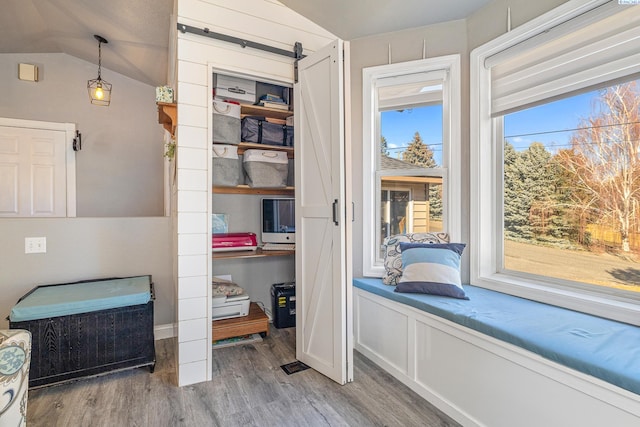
[[0, 0, 491, 87]]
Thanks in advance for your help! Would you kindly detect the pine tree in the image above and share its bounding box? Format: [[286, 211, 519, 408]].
[[402, 132, 442, 221], [381, 135, 390, 156], [402, 132, 437, 168], [504, 141, 560, 240], [504, 141, 529, 239]]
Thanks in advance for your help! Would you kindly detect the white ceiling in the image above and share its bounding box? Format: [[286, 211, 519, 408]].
[[0, 0, 491, 87], [0, 0, 173, 86], [279, 0, 492, 40]]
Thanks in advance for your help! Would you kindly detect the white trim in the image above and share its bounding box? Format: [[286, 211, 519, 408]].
[[362, 55, 461, 277], [0, 117, 77, 218], [470, 0, 640, 325], [354, 287, 640, 426], [154, 323, 177, 340]]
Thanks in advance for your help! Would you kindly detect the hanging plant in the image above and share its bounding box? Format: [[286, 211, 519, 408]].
[[164, 138, 176, 160]]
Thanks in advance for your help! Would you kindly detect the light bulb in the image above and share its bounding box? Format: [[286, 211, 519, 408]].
[[95, 86, 104, 100]]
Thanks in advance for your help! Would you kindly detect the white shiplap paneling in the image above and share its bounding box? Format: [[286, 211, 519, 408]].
[[177, 275, 208, 300], [174, 0, 337, 387], [176, 125, 208, 150], [179, 0, 334, 54]]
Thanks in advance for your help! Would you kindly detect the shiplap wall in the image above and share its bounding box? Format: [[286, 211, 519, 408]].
[[175, 0, 335, 386]]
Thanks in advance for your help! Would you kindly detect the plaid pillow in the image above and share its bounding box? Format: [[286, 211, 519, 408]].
[[381, 232, 449, 285]]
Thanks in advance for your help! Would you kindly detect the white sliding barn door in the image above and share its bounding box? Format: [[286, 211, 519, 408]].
[[295, 39, 352, 385], [0, 125, 68, 217]]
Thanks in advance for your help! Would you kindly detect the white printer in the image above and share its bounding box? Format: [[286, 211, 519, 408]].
[[212, 293, 250, 320]]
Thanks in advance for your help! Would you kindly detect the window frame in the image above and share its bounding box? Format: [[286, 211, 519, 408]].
[[363, 55, 461, 277], [470, 0, 640, 325]]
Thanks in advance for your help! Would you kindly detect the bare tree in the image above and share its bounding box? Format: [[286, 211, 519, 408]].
[[556, 82, 640, 252]]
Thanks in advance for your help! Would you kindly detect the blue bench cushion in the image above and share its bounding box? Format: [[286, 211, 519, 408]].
[[10, 276, 152, 322], [354, 277, 640, 395]]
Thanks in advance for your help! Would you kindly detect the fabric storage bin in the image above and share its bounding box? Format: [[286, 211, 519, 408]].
[[243, 149, 288, 188], [241, 116, 294, 147], [287, 158, 295, 187], [8, 276, 155, 388], [215, 74, 255, 103], [213, 144, 243, 186], [213, 100, 241, 144]]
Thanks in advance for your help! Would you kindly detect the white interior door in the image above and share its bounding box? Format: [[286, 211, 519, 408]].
[[0, 125, 68, 217], [294, 39, 352, 384]]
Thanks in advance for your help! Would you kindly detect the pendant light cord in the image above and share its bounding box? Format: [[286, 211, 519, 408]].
[[97, 40, 102, 80]]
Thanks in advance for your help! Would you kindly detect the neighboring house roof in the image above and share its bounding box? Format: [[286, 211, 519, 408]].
[[381, 155, 418, 170]]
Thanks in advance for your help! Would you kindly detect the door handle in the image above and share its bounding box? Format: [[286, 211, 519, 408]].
[[332, 199, 339, 226]]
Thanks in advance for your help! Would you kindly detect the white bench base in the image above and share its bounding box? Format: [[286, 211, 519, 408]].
[[354, 287, 640, 427]]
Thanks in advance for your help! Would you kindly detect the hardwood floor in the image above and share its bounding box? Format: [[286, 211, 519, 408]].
[[26, 327, 459, 426]]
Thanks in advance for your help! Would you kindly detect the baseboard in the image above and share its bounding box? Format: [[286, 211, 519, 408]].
[[154, 323, 176, 340]]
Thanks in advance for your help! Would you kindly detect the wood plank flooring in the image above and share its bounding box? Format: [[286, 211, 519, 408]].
[[26, 327, 459, 426]]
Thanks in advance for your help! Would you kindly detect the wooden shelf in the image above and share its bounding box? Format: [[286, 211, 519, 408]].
[[212, 302, 269, 342], [213, 185, 294, 195], [241, 104, 292, 120], [235, 142, 294, 158], [213, 248, 294, 260], [157, 102, 177, 137]]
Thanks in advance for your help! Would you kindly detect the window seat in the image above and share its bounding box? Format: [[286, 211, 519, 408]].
[[353, 277, 640, 396]]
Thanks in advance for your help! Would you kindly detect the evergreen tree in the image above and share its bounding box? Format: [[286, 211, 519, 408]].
[[381, 135, 390, 156], [504, 141, 529, 239], [523, 142, 557, 238], [402, 132, 437, 167], [402, 132, 442, 221], [504, 141, 560, 240]]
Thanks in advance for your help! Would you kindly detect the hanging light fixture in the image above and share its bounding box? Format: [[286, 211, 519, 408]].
[[87, 35, 112, 106]]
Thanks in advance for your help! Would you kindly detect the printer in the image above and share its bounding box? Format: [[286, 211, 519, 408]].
[[212, 292, 250, 320]]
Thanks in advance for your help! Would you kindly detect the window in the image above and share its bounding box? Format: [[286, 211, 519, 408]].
[[363, 56, 461, 277], [471, 0, 640, 324]]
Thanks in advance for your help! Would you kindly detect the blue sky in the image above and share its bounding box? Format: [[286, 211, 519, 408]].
[[380, 91, 597, 165], [381, 105, 443, 165], [503, 91, 600, 153], [381, 81, 636, 162]]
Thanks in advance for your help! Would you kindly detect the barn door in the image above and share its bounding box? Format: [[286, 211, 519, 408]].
[[294, 39, 352, 384]]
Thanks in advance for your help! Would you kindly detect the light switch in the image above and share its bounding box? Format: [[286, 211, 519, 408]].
[[25, 237, 46, 254], [18, 63, 39, 82]]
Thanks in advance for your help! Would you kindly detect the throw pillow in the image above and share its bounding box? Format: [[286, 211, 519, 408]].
[[382, 232, 449, 285], [395, 242, 469, 300]]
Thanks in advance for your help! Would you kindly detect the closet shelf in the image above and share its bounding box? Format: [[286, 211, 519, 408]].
[[234, 142, 294, 158], [240, 104, 293, 120], [213, 248, 294, 260], [213, 185, 294, 195]]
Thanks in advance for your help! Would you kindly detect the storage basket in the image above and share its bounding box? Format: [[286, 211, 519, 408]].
[[212, 100, 241, 144], [243, 149, 289, 188], [8, 276, 155, 388], [213, 144, 243, 186], [241, 116, 294, 147], [215, 74, 256, 103]]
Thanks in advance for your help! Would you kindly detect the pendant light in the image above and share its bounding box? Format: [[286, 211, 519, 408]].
[[87, 35, 112, 106]]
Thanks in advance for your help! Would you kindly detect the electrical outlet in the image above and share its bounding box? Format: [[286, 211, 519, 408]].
[[25, 237, 46, 254]]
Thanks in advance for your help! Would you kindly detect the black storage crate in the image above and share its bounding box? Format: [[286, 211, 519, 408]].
[[271, 282, 296, 328], [241, 116, 294, 147], [9, 277, 156, 388]]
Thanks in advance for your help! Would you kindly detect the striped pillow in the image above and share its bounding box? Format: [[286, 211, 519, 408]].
[[381, 232, 449, 286], [395, 242, 468, 300]]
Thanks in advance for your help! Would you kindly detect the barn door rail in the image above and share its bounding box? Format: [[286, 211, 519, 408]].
[[177, 23, 305, 61]]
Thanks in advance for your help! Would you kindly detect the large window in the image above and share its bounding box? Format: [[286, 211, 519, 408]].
[[363, 56, 460, 277], [471, 0, 640, 324]]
